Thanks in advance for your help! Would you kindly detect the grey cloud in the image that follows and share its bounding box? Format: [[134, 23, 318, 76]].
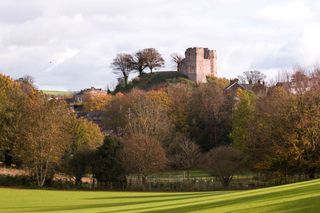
[[0, 0, 320, 90]]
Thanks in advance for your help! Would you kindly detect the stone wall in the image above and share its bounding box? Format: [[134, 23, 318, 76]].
[[179, 47, 217, 83]]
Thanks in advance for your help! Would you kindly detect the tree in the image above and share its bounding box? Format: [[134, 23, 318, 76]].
[[206, 76, 229, 90], [104, 89, 174, 145], [119, 134, 167, 189], [166, 83, 193, 134], [103, 94, 130, 136], [238, 70, 266, 84], [0, 74, 28, 166], [204, 146, 245, 188], [66, 146, 93, 186], [91, 136, 126, 189], [82, 92, 112, 112], [133, 50, 148, 76], [125, 89, 174, 145], [187, 83, 231, 151], [111, 53, 134, 88], [14, 96, 72, 187], [171, 53, 183, 71], [290, 70, 310, 95], [143, 48, 165, 73], [68, 117, 104, 153], [65, 117, 104, 185], [285, 89, 320, 179], [171, 136, 201, 179], [230, 89, 256, 150]]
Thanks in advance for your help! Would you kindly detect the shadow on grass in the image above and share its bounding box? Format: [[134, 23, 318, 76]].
[[142, 187, 320, 213], [22, 193, 214, 212], [86, 192, 216, 200]]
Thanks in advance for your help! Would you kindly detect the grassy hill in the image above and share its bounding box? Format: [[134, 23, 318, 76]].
[[114, 71, 193, 93], [41, 90, 74, 97], [1, 179, 319, 212]]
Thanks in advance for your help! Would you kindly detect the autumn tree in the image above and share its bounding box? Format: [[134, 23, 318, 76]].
[[206, 76, 229, 90], [0, 74, 28, 166], [104, 89, 174, 145], [125, 89, 174, 145], [119, 134, 167, 189], [103, 94, 129, 136], [204, 146, 245, 188], [82, 92, 112, 112], [285, 89, 320, 179], [14, 96, 72, 187], [111, 53, 134, 88], [143, 48, 165, 73], [166, 83, 193, 134]]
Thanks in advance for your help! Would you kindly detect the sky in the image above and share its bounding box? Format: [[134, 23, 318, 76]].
[[0, 0, 320, 91]]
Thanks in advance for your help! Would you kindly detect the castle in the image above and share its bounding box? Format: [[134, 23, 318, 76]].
[[179, 47, 217, 83]]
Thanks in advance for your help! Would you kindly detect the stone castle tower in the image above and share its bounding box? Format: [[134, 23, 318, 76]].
[[179, 47, 217, 83]]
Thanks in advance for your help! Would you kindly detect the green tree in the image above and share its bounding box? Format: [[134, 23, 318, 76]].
[[230, 89, 256, 150], [65, 117, 104, 186], [91, 136, 126, 189]]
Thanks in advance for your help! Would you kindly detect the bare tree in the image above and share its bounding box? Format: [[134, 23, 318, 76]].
[[171, 53, 184, 71], [111, 53, 134, 88], [291, 69, 310, 95], [143, 48, 165, 73], [171, 136, 201, 179], [133, 50, 148, 76], [238, 70, 266, 84]]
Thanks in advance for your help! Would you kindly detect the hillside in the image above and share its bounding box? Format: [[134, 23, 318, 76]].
[[114, 71, 193, 93], [41, 90, 74, 97], [1, 179, 319, 212]]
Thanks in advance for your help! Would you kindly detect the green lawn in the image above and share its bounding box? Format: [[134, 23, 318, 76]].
[[1, 179, 319, 213]]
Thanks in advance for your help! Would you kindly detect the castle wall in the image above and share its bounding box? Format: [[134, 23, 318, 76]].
[[179, 47, 217, 83]]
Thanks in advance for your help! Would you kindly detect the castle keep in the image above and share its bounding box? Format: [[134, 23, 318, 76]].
[[179, 47, 217, 83]]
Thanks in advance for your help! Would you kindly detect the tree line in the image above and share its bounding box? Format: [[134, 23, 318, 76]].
[[0, 74, 104, 187], [1, 67, 320, 190]]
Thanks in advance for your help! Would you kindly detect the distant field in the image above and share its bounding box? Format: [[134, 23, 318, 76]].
[[41, 90, 74, 96], [0, 179, 319, 212]]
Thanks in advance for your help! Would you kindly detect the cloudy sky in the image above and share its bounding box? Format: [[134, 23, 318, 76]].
[[0, 0, 320, 91]]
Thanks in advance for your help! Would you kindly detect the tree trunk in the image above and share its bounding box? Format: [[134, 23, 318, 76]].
[[222, 177, 231, 189], [4, 150, 12, 167], [142, 175, 148, 190], [75, 176, 82, 187], [124, 76, 128, 89], [307, 167, 316, 179]]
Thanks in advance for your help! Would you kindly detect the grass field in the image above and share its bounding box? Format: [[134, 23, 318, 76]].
[[0, 179, 319, 213]]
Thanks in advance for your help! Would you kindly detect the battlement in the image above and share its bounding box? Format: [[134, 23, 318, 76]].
[[179, 47, 217, 83]]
